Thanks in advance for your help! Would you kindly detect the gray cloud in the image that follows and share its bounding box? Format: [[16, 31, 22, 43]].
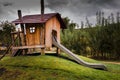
[[0, 2, 3, 13], [45, 0, 119, 16], [0, 0, 120, 25], [3, 2, 13, 6], [0, 1, 13, 14], [45, 0, 120, 24]]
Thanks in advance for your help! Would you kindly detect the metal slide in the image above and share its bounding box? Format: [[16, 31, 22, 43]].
[[52, 36, 107, 70]]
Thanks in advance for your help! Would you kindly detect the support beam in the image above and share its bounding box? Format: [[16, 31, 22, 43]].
[[18, 29, 22, 46], [40, 25, 45, 55], [40, 24, 45, 45], [41, 0, 44, 15], [18, 10, 27, 55], [41, 48, 45, 55], [41, 0, 44, 20], [56, 48, 60, 56], [18, 10, 26, 46]]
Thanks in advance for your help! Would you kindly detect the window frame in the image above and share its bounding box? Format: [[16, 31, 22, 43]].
[[29, 27, 36, 34]]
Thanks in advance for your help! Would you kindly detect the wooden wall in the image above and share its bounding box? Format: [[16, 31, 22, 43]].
[[22, 16, 60, 51], [25, 24, 43, 46], [45, 16, 60, 50]]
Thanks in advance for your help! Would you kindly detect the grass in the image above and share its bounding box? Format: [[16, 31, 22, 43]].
[[0, 53, 120, 80]]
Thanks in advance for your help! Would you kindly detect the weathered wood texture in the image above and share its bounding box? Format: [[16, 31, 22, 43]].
[[45, 16, 60, 50], [18, 10, 26, 46], [25, 24, 44, 46], [12, 15, 61, 53], [40, 24, 45, 45], [12, 45, 45, 50]]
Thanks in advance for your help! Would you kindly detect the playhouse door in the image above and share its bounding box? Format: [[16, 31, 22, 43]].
[[26, 25, 40, 46]]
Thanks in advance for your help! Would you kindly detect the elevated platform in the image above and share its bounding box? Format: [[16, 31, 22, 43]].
[[12, 45, 45, 50]]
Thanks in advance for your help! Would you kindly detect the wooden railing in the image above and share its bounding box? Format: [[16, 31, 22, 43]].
[[11, 31, 22, 47]]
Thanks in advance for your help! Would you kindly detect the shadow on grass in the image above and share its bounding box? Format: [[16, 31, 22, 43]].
[[24, 52, 78, 64], [24, 53, 41, 56], [46, 53, 78, 64]]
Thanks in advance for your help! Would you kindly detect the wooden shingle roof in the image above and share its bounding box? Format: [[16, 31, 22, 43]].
[[12, 13, 66, 29]]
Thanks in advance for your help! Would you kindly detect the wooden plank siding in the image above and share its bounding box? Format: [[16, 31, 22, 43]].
[[12, 16, 61, 52], [45, 16, 60, 50], [25, 24, 42, 46]]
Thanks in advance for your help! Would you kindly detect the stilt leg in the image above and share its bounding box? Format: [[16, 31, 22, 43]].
[[41, 48, 45, 55], [56, 47, 60, 56]]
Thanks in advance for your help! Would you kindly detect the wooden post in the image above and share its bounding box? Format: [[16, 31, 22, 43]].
[[40, 0, 45, 55], [11, 33, 15, 47], [40, 24, 45, 55], [18, 10, 26, 46], [11, 33, 15, 55], [41, 48, 45, 55], [56, 47, 60, 56], [18, 10, 27, 55], [41, 0, 44, 15], [42, 25, 45, 45], [41, 0, 44, 20], [18, 29, 21, 46]]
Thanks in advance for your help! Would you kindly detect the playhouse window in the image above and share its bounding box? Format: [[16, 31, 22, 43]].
[[30, 27, 35, 33]]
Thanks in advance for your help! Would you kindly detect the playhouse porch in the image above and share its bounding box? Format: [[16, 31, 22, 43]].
[[11, 29, 45, 56]]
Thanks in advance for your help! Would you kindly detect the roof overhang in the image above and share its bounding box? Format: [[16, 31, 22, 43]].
[[12, 13, 66, 29]]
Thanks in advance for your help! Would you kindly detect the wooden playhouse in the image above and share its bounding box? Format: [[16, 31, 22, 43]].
[[11, 0, 66, 56], [0, 0, 107, 71]]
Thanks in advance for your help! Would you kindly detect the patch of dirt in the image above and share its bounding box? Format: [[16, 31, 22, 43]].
[[0, 67, 22, 79], [0, 68, 6, 76], [52, 72, 58, 76], [3, 70, 22, 79]]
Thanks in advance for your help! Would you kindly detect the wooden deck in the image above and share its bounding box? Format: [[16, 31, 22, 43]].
[[12, 45, 45, 50]]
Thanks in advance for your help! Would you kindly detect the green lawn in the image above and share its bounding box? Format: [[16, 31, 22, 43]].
[[0, 53, 120, 80]]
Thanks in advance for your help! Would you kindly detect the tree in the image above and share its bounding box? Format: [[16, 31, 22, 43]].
[[0, 21, 15, 46]]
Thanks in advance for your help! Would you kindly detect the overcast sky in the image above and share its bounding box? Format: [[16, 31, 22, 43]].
[[0, 0, 120, 26]]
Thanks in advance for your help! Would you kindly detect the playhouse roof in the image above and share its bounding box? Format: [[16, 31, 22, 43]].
[[12, 13, 66, 29]]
